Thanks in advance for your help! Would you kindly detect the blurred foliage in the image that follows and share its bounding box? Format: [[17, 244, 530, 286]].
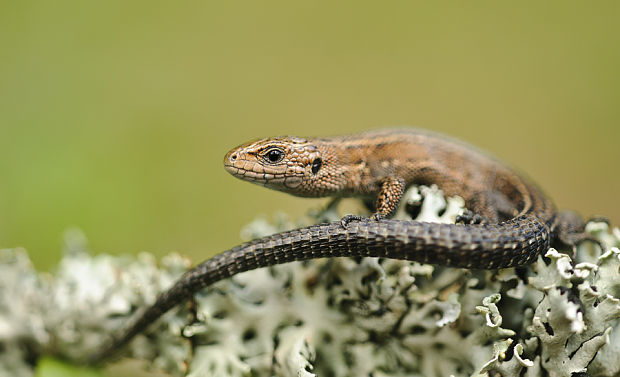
[[34, 358, 102, 377], [1, 1, 619, 274]]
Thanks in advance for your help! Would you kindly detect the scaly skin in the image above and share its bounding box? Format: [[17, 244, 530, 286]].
[[90, 128, 592, 363], [224, 128, 552, 221]]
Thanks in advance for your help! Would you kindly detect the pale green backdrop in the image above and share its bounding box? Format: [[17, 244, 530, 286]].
[[1, 2, 619, 375]]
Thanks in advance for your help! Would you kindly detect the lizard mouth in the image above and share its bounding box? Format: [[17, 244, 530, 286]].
[[223, 164, 242, 177], [223, 157, 270, 183], [223, 159, 238, 174]]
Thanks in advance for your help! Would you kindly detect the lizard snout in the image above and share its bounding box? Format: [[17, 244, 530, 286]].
[[224, 149, 245, 177]]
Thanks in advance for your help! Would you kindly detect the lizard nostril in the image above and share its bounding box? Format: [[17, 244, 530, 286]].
[[230, 153, 238, 161]]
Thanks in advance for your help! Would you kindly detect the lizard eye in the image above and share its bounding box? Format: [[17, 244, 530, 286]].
[[263, 148, 285, 164], [311, 158, 322, 174]]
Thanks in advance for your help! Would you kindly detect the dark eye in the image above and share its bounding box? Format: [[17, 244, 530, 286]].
[[311, 158, 322, 174], [264, 148, 284, 163]]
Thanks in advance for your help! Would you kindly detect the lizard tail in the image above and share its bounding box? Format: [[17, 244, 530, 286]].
[[90, 216, 550, 364]]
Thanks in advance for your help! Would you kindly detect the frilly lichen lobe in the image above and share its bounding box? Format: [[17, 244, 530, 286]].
[[1, 187, 619, 377]]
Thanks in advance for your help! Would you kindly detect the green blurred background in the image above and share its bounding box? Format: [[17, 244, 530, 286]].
[[2, 1, 619, 268], [1, 1, 619, 374]]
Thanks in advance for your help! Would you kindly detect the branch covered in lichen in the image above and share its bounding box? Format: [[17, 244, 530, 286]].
[[1, 187, 619, 377]]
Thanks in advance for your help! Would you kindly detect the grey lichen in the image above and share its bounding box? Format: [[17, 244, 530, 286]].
[[0, 186, 619, 377], [0, 231, 191, 377]]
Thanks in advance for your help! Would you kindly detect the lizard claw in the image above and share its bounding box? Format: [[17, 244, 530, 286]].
[[586, 216, 610, 225], [562, 233, 606, 257], [340, 214, 364, 228], [456, 210, 488, 225], [371, 213, 385, 221], [341, 213, 385, 228]]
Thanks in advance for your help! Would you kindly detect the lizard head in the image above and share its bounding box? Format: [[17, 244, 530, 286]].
[[224, 136, 341, 197]]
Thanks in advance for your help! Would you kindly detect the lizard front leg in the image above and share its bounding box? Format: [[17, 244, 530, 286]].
[[341, 176, 405, 227], [372, 176, 406, 220]]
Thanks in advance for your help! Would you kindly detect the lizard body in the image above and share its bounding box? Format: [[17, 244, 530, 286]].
[[91, 128, 590, 363]]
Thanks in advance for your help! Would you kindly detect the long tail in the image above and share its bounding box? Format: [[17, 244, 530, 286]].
[[89, 216, 550, 363]]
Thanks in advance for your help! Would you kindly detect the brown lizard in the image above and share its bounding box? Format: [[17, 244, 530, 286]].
[[90, 128, 594, 363]]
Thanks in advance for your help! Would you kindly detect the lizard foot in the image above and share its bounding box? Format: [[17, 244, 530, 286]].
[[340, 214, 365, 228], [586, 215, 610, 225], [371, 213, 385, 221], [456, 210, 488, 225], [555, 210, 607, 258], [341, 213, 386, 228], [559, 231, 606, 259]]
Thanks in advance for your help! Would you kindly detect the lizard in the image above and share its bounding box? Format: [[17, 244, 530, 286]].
[[89, 127, 595, 363]]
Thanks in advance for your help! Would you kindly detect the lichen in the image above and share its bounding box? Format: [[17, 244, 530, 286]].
[[0, 186, 618, 377]]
